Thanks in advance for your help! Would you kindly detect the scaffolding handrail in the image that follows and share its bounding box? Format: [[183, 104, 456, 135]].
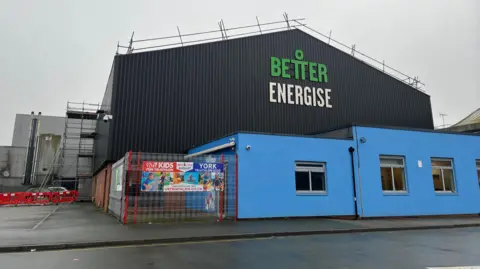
[[116, 13, 425, 92], [295, 22, 425, 90]]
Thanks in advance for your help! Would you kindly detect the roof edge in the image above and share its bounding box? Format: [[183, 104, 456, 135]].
[[450, 108, 480, 127]]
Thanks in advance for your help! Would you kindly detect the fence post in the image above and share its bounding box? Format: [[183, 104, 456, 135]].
[[235, 154, 238, 221], [134, 152, 141, 224], [218, 154, 225, 222], [123, 150, 132, 224]]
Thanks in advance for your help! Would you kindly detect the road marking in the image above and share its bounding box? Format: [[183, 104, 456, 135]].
[[427, 267, 480, 269], [31, 205, 60, 230]]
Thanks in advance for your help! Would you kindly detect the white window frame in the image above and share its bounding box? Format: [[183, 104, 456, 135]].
[[431, 158, 456, 193], [295, 162, 327, 193], [379, 155, 407, 192]]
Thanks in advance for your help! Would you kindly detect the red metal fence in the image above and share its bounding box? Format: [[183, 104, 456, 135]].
[[108, 151, 238, 224], [0, 191, 78, 206]]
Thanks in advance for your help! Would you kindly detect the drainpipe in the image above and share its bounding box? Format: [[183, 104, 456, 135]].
[[31, 112, 42, 185], [23, 112, 39, 185], [348, 146, 359, 219]]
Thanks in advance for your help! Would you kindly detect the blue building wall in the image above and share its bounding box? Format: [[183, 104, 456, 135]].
[[189, 127, 480, 219], [354, 126, 480, 217], [235, 133, 356, 219]]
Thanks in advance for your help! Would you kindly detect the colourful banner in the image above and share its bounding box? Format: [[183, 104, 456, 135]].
[[140, 161, 224, 192]]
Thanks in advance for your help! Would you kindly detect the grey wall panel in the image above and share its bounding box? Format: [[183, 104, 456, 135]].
[[0, 146, 27, 191], [34, 134, 61, 176], [106, 29, 433, 163], [12, 114, 65, 148], [0, 147, 24, 177], [10, 114, 78, 179]]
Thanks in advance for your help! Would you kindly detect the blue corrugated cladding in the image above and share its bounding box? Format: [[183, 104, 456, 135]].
[[105, 29, 434, 164]]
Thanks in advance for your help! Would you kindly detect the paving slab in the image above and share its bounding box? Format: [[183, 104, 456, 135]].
[[0, 205, 57, 230]]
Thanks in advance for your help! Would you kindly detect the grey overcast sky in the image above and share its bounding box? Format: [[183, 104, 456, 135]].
[[0, 0, 479, 145]]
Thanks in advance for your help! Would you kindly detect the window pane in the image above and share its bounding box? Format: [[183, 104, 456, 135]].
[[477, 169, 480, 187], [311, 172, 326, 191], [432, 168, 443, 191], [380, 157, 403, 166], [476, 160, 480, 169], [392, 167, 406, 191], [295, 171, 310, 191], [380, 167, 394, 191], [443, 168, 455, 192], [431, 159, 452, 167]]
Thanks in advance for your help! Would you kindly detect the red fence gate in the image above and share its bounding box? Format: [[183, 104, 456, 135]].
[[108, 152, 238, 224]]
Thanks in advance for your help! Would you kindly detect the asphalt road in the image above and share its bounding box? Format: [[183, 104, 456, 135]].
[[1, 228, 480, 269]]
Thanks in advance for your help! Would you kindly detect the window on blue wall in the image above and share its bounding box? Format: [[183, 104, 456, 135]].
[[295, 162, 326, 192], [431, 158, 456, 192], [379, 156, 406, 192]]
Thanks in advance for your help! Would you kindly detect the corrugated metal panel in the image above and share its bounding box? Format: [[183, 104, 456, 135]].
[[107, 29, 434, 162], [452, 108, 480, 127], [94, 61, 115, 171]]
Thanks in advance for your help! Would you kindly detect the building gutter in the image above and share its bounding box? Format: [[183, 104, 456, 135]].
[[184, 141, 236, 159], [348, 146, 359, 219]]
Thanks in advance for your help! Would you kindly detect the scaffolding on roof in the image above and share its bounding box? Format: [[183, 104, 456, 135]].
[[116, 13, 425, 92]]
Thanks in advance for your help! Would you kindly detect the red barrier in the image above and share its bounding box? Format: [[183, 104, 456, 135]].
[[0, 190, 78, 206], [51, 192, 60, 204], [0, 193, 11, 205], [10, 192, 30, 205], [57, 191, 78, 203], [30, 192, 52, 205]]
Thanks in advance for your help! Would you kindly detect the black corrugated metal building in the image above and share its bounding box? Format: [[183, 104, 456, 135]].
[[94, 29, 433, 173]]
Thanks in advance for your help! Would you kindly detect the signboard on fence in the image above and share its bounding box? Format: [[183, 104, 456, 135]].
[[114, 163, 123, 192], [141, 161, 224, 192]]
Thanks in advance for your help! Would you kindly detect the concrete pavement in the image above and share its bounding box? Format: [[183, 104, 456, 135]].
[[1, 203, 480, 253], [1, 228, 480, 268]]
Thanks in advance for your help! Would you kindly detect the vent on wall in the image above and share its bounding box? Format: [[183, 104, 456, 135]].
[[1, 168, 10, 178]]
